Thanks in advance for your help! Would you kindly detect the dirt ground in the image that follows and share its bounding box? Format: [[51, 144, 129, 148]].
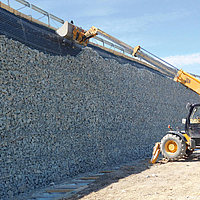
[[68, 151, 200, 200]]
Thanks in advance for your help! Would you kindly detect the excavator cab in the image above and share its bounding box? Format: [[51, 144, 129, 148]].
[[185, 103, 200, 148]]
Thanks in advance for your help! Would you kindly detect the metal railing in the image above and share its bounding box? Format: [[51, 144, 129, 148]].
[[90, 35, 134, 57], [3, 0, 135, 57], [1, 0, 182, 77], [4, 0, 64, 27]]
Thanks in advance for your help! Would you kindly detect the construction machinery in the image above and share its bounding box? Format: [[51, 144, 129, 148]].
[[56, 19, 200, 163], [132, 46, 200, 164], [56, 21, 98, 46]]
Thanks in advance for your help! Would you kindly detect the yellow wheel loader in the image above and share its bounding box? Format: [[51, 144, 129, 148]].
[[132, 46, 200, 164], [150, 103, 200, 163]]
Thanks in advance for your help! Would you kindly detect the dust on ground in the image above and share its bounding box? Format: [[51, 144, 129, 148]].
[[67, 151, 200, 200]]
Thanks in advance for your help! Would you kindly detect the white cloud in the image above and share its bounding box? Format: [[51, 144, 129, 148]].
[[163, 53, 200, 66], [163, 53, 200, 75]]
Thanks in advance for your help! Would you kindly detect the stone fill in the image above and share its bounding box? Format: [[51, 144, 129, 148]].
[[0, 36, 199, 199]]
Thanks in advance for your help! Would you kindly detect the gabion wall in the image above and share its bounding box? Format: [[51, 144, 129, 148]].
[[0, 36, 199, 199]]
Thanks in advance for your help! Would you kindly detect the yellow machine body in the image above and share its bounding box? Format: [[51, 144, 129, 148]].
[[174, 69, 200, 95]]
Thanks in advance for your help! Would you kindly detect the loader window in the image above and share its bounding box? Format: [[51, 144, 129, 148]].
[[190, 106, 200, 124]]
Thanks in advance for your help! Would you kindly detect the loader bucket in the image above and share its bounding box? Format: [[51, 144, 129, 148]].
[[56, 21, 97, 46], [56, 21, 74, 40], [149, 142, 161, 164]]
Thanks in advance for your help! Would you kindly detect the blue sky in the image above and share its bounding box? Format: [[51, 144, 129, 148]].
[[5, 0, 200, 75]]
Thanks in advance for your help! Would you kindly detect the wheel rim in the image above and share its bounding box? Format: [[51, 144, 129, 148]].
[[165, 140, 178, 153]]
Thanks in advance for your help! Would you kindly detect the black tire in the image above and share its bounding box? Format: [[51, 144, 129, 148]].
[[186, 148, 194, 157], [160, 134, 186, 161]]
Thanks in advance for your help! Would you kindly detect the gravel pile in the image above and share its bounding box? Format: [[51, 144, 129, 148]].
[[0, 36, 199, 199]]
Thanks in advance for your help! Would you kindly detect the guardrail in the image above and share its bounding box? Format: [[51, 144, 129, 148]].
[[3, 0, 64, 27], [90, 34, 135, 59], [1, 0, 128, 55], [1, 0, 141, 58], [1, 0, 181, 77]]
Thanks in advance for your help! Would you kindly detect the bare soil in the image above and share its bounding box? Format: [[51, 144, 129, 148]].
[[68, 151, 200, 200]]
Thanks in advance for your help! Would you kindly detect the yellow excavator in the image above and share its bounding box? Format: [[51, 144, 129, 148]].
[[132, 46, 200, 164]]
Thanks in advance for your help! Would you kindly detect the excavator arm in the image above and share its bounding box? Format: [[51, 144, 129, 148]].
[[133, 45, 200, 96], [174, 69, 200, 95]]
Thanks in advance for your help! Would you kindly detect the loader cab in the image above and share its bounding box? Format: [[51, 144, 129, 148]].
[[185, 103, 200, 147]]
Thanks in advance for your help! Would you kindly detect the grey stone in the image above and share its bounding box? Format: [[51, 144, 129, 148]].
[[7, 190, 14, 198], [1, 36, 199, 199]]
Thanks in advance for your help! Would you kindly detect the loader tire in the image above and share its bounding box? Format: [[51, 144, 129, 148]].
[[186, 148, 194, 157], [160, 134, 186, 161]]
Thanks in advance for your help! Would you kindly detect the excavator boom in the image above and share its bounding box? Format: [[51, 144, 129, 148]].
[[132, 46, 200, 164], [174, 69, 200, 95], [132, 46, 178, 77], [133, 45, 200, 96]]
